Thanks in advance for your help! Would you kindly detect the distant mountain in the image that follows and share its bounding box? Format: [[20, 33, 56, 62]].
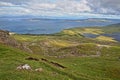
[[23, 18, 120, 23], [0, 15, 120, 20]]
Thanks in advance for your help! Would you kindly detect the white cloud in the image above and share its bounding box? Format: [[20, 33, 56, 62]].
[[0, 0, 120, 19], [19, 0, 92, 16], [87, 0, 120, 15], [26, 0, 92, 13], [0, 1, 30, 15], [0, 1, 15, 6], [55, 0, 92, 12]]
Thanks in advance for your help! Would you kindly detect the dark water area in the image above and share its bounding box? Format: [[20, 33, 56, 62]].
[[83, 33, 120, 42], [0, 18, 120, 34], [102, 33, 120, 42], [83, 33, 99, 38]]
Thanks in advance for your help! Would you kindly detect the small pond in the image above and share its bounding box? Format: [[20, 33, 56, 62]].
[[102, 33, 120, 42], [83, 33, 120, 42]]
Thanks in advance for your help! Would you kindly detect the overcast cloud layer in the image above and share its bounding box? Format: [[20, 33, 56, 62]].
[[0, 0, 120, 19]]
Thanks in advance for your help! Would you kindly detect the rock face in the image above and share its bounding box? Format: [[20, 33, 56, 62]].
[[0, 30, 20, 47], [0, 30, 9, 43], [0, 30, 32, 52]]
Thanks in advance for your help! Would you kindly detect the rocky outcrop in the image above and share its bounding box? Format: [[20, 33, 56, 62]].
[[16, 64, 32, 70], [0, 30, 32, 53], [0, 30, 20, 47]]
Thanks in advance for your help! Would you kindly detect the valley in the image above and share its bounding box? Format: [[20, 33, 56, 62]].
[[0, 23, 120, 80]]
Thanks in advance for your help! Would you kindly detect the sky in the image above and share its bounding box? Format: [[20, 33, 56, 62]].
[[0, 0, 120, 19]]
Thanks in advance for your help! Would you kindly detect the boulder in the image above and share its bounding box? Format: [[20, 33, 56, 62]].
[[16, 64, 32, 70], [35, 68, 43, 72]]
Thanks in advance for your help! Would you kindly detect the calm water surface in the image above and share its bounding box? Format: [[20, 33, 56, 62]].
[[0, 18, 120, 34]]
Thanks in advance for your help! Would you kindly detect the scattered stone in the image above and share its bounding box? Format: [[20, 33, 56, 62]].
[[16, 64, 32, 70], [51, 72, 58, 76], [16, 65, 23, 70], [35, 68, 43, 72]]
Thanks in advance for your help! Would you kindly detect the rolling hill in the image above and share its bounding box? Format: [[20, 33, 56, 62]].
[[0, 23, 120, 80]]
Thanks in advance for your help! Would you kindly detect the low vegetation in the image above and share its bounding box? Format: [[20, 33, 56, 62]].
[[96, 36, 117, 42], [0, 23, 120, 80]]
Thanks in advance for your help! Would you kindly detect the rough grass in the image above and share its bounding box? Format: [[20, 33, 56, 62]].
[[83, 28, 104, 35], [60, 28, 104, 35], [1, 43, 120, 80], [47, 54, 120, 80], [96, 36, 117, 42], [3, 25, 120, 80], [0, 44, 73, 80]]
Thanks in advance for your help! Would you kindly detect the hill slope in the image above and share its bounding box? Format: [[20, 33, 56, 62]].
[[0, 44, 79, 80], [0, 24, 120, 80], [0, 42, 120, 80]]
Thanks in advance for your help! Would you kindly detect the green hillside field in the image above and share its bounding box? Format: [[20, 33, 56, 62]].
[[0, 24, 120, 80]]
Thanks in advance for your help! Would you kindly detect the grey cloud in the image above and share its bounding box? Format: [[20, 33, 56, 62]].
[[87, 0, 120, 14], [0, 0, 119, 16], [0, 0, 29, 5]]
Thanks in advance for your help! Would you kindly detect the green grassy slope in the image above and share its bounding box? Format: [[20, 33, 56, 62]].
[[12, 24, 120, 56], [0, 24, 120, 80], [0, 44, 120, 80], [0, 44, 79, 80]]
